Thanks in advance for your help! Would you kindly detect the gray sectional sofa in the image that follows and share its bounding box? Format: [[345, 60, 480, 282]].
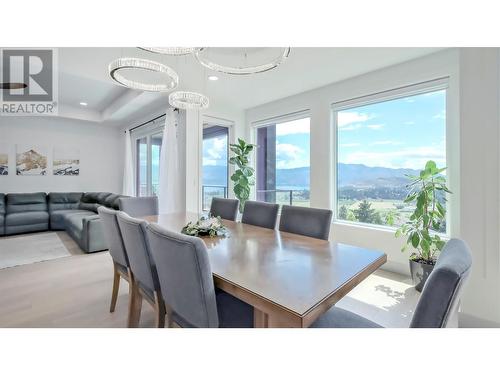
[[0, 192, 128, 253]]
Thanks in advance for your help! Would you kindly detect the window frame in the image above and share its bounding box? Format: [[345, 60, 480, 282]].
[[331, 78, 450, 234], [251, 109, 311, 205]]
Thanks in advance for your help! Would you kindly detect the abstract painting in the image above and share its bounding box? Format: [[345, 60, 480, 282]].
[[53, 147, 80, 176], [16, 145, 48, 175], [0, 143, 8, 175]]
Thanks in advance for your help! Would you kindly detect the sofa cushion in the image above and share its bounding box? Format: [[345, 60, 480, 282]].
[[5, 211, 49, 227], [48, 192, 83, 212], [0, 193, 5, 216], [65, 211, 98, 231], [0, 193, 5, 236], [50, 209, 95, 230], [79, 192, 112, 213], [6, 192, 47, 214], [103, 193, 127, 210]]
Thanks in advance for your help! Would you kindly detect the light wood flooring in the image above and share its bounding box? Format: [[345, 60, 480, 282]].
[[0, 232, 155, 328], [0, 231, 418, 328]]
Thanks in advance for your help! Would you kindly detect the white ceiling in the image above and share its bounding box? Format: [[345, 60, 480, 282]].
[[53, 47, 444, 126]]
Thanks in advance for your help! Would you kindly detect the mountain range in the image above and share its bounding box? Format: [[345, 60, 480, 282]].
[[203, 163, 419, 188]]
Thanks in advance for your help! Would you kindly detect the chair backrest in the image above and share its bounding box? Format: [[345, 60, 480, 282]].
[[241, 200, 279, 229], [209, 197, 239, 221], [116, 212, 160, 296], [97, 206, 129, 268], [279, 205, 333, 240], [118, 196, 158, 218], [410, 238, 472, 328], [146, 223, 219, 328]]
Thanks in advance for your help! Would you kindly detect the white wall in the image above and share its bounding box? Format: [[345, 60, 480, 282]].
[[244, 48, 500, 326], [0, 116, 123, 194]]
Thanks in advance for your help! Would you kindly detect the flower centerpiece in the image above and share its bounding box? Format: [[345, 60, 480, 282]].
[[181, 216, 227, 238]]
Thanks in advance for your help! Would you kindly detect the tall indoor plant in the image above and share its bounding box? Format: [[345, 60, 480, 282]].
[[395, 160, 451, 291], [229, 138, 255, 213]]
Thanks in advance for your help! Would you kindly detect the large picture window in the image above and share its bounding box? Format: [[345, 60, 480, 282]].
[[334, 86, 447, 231], [255, 114, 310, 207]]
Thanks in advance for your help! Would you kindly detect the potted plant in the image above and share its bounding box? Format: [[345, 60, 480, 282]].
[[229, 138, 256, 213], [395, 160, 451, 292]]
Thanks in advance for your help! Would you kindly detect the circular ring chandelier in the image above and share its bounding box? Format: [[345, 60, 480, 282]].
[[108, 58, 179, 92], [138, 47, 200, 56], [169, 91, 209, 110], [194, 47, 291, 75]]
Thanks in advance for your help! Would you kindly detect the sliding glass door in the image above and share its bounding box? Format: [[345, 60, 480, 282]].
[[136, 131, 163, 197], [202, 125, 229, 210]]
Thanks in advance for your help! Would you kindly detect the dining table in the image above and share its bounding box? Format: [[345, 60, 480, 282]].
[[141, 212, 387, 328]]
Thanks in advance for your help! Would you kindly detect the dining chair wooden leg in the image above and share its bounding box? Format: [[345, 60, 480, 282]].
[[109, 263, 121, 313], [165, 305, 174, 328], [127, 273, 142, 328], [154, 291, 166, 328], [253, 308, 269, 328]]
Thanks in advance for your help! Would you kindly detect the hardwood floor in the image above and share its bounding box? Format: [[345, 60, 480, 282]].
[[0, 232, 155, 328]]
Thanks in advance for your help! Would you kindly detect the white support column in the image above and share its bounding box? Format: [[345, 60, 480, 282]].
[[185, 109, 202, 213], [459, 47, 500, 325]]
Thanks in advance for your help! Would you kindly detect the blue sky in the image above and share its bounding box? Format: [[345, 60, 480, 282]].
[[275, 118, 310, 169], [338, 89, 446, 170], [201, 89, 445, 175]]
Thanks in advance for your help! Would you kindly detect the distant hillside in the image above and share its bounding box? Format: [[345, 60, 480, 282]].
[[338, 163, 418, 187], [202, 163, 419, 188]]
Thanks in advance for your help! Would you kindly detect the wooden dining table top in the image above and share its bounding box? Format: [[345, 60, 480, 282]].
[[142, 212, 387, 327]]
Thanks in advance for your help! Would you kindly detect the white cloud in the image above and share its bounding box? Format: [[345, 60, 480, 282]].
[[202, 157, 217, 166], [403, 121, 415, 125], [275, 118, 310, 136], [339, 124, 362, 131], [276, 142, 308, 169], [340, 146, 445, 170], [340, 143, 361, 147], [337, 111, 374, 127], [371, 140, 403, 146], [202, 136, 227, 166], [433, 110, 446, 120], [206, 137, 226, 160], [366, 124, 384, 130]]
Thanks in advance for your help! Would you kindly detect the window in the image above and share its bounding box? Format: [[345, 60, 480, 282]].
[[202, 125, 229, 210], [255, 114, 310, 207], [334, 85, 447, 231], [135, 130, 163, 197]]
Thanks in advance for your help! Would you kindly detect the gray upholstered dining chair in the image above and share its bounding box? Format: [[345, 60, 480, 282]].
[[97, 206, 131, 313], [209, 197, 239, 221], [311, 238, 472, 328], [116, 211, 165, 328], [279, 205, 333, 240], [118, 196, 158, 218], [145, 223, 254, 328], [241, 200, 279, 229]]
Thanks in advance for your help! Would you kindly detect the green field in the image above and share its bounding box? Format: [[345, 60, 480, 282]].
[[338, 198, 414, 227]]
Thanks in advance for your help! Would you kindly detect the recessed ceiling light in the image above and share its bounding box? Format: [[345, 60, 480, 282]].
[[208, 75, 219, 81], [80, 102, 88, 106]]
